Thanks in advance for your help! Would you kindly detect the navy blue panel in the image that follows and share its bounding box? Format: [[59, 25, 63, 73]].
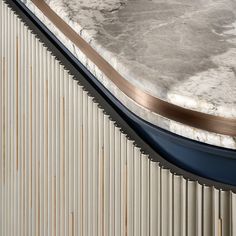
[[116, 101, 236, 186]]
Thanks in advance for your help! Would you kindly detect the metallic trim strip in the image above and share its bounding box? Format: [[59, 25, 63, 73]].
[[31, 0, 236, 136]]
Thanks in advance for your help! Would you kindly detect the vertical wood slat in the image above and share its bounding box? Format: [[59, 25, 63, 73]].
[[109, 120, 115, 236], [221, 191, 230, 236], [134, 147, 141, 236], [141, 153, 150, 236], [114, 125, 121, 236], [150, 161, 160, 236], [0, 2, 3, 236], [127, 139, 134, 236], [0, 2, 236, 236]]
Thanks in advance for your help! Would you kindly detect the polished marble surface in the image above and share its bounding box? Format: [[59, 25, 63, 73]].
[[21, 0, 236, 149], [46, 0, 236, 118]]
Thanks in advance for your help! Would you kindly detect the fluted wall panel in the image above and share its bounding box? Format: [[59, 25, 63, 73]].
[[0, 1, 236, 235]]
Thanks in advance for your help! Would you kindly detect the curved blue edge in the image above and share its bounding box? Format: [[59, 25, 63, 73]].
[[13, 0, 236, 187], [123, 109, 236, 186], [102, 83, 236, 186]]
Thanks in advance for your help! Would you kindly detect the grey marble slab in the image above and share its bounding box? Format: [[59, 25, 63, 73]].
[[44, 0, 236, 118], [21, 0, 236, 149]]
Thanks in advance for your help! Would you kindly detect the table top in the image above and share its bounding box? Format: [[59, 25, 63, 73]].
[[21, 0, 236, 149]]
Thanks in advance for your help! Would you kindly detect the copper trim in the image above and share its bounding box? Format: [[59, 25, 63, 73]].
[[32, 0, 236, 136]]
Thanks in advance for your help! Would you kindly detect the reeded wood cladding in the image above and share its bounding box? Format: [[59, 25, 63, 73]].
[[0, 1, 236, 236]]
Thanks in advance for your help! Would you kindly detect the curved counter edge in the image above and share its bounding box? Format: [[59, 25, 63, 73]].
[[7, 0, 236, 189]]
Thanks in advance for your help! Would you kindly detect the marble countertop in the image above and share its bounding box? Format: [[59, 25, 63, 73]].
[[21, 0, 236, 149]]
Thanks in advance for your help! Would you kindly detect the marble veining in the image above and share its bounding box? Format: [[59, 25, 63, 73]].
[[20, 0, 236, 149], [44, 0, 236, 118]]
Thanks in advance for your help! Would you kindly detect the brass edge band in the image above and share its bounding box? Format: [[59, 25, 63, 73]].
[[32, 0, 236, 136]]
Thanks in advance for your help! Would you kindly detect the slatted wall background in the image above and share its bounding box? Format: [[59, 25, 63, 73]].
[[0, 1, 236, 235]]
